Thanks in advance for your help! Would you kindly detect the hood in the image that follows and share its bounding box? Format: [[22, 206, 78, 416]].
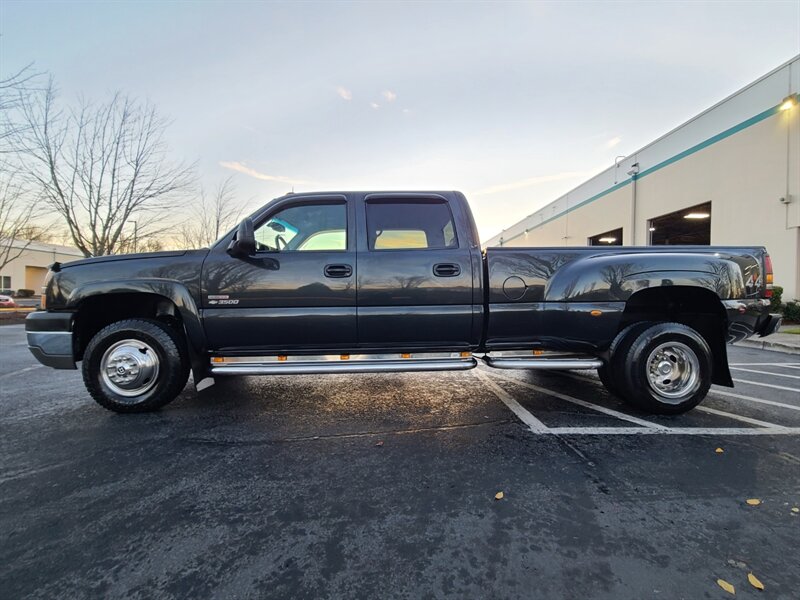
[[58, 250, 190, 270]]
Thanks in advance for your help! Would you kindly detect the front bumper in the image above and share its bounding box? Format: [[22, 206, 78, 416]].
[[25, 311, 76, 370]]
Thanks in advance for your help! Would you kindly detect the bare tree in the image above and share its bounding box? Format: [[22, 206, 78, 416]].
[[176, 176, 243, 249], [0, 170, 41, 272], [1, 64, 46, 160], [14, 79, 194, 257], [0, 65, 45, 270]]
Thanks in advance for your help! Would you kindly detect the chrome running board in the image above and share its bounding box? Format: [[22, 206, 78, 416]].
[[210, 352, 477, 376], [482, 353, 602, 370]]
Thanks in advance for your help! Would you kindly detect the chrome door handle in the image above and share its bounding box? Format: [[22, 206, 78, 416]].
[[433, 263, 461, 277], [324, 264, 352, 278]]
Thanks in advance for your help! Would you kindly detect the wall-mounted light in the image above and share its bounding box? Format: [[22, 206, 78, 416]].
[[684, 212, 710, 219], [780, 95, 797, 111], [598, 237, 617, 243], [648, 227, 656, 232]]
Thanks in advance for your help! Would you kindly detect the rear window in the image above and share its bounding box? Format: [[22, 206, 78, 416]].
[[366, 200, 458, 250]]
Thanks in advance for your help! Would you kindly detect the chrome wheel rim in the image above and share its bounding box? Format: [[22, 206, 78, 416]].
[[645, 341, 700, 401], [100, 339, 160, 400]]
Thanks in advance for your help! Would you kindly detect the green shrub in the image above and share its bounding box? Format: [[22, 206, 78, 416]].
[[782, 301, 800, 323], [769, 285, 783, 312], [16, 288, 35, 298]]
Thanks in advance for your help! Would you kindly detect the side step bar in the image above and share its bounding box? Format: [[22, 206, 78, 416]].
[[208, 352, 603, 376], [211, 353, 477, 376], [482, 356, 603, 370]]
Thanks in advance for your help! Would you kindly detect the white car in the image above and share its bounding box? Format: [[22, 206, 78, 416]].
[[0, 294, 17, 308]]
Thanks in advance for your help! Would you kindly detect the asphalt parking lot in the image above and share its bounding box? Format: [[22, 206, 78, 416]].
[[1, 324, 799, 599]]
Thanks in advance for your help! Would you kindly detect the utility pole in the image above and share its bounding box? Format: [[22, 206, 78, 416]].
[[132, 220, 138, 253]]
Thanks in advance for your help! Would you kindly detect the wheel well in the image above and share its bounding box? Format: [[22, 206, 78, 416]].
[[73, 293, 184, 361], [620, 286, 732, 386]]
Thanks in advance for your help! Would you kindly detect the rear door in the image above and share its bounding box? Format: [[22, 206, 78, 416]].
[[355, 193, 474, 350]]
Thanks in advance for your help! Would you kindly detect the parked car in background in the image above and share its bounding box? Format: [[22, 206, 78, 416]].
[[0, 294, 17, 308]]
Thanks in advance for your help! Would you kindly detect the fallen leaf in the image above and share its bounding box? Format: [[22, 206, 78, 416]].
[[716, 578, 735, 594], [374, 441, 384, 447], [494, 491, 504, 500], [792, 507, 799, 513], [746, 498, 761, 506], [747, 573, 764, 590], [715, 447, 724, 453]]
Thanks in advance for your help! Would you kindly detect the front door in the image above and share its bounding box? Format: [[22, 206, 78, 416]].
[[355, 194, 474, 349], [201, 195, 357, 353]]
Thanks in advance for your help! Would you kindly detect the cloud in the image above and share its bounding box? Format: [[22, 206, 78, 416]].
[[605, 136, 622, 149], [471, 170, 596, 197], [219, 161, 313, 186], [381, 90, 397, 102], [336, 86, 352, 100], [370, 102, 380, 109]]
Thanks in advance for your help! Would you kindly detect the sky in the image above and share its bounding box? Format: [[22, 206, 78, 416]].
[[2, 1, 799, 242]]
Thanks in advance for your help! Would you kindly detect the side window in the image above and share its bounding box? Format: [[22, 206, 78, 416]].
[[254, 203, 347, 252], [366, 200, 458, 250]]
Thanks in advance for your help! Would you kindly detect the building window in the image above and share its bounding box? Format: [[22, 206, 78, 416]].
[[0, 276, 10, 290], [588, 227, 623, 246], [649, 202, 711, 245]]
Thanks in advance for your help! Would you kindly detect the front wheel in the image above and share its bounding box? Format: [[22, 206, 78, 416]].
[[82, 318, 190, 413], [617, 322, 712, 415]]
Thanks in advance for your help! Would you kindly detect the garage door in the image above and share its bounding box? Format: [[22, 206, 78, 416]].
[[25, 266, 48, 292]]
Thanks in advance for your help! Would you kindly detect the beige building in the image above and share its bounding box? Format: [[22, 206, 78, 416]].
[[485, 56, 800, 301], [0, 239, 84, 294]]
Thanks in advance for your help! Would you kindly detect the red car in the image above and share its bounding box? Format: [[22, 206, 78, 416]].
[[0, 294, 17, 308]]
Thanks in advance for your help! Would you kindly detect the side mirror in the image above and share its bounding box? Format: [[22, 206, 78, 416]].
[[227, 218, 256, 257]]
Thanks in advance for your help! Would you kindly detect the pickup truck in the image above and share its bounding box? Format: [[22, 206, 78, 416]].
[[26, 191, 781, 415]]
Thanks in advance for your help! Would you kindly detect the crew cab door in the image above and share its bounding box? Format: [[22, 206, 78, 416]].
[[355, 193, 474, 349], [201, 195, 357, 352]]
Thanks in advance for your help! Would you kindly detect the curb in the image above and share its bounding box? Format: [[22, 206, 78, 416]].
[[735, 339, 800, 355]]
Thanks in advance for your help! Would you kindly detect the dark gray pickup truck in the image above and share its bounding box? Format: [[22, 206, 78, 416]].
[[26, 191, 781, 414]]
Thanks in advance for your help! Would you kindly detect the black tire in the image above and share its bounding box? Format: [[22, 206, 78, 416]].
[[617, 322, 712, 415], [82, 318, 190, 413], [598, 322, 653, 396]]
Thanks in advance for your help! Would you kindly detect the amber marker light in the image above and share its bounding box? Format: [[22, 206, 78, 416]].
[[277, 355, 288, 362], [340, 354, 350, 360], [212, 357, 225, 363], [590, 310, 602, 316]]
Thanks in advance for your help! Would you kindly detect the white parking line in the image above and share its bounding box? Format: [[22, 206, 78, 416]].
[[474, 370, 548, 433], [546, 427, 800, 436], [478, 369, 799, 436], [730, 367, 800, 380], [709, 389, 800, 412], [0, 365, 44, 381], [694, 406, 786, 429], [556, 371, 789, 428], [729, 363, 800, 367], [732, 378, 800, 393], [484, 370, 668, 430]]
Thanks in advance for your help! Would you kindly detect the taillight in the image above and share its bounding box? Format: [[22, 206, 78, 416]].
[[764, 254, 774, 298]]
